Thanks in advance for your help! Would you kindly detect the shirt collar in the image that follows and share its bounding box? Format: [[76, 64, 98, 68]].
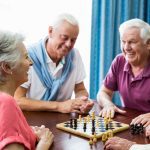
[[123, 58, 150, 77], [123, 60, 131, 73]]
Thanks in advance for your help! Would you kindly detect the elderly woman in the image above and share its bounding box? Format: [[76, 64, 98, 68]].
[[0, 30, 54, 150], [97, 18, 150, 118]]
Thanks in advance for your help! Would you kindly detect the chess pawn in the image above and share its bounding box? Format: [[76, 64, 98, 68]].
[[104, 118, 109, 130], [96, 120, 99, 127], [79, 115, 82, 122], [93, 137, 97, 143], [87, 115, 90, 122], [102, 133, 107, 142], [108, 116, 112, 122], [91, 111, 95, 120], [83, 117, 87, 132], [89, 138, 93, 145], [107, 130, 113, 139], [108, 112, 112, 121], [93, 133, 97, 143]]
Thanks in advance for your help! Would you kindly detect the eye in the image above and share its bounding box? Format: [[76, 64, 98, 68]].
[[60, 35, 68, 41], [26, 55, 31, 61], [71, 38, 76, 43], [26, 55, 29, 59]]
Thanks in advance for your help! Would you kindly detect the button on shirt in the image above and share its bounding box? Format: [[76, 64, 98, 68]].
[[104, 54, 150, 112]]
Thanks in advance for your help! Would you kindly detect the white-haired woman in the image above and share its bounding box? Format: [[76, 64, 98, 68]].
[[0, 30, 54, 150]]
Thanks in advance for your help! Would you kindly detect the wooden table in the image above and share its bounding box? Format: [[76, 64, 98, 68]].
[[23, 101, 150, 150]]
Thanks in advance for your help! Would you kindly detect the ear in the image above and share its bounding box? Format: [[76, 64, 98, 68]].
[[1, 62, 12, 75], [48, 26, 53, 38]]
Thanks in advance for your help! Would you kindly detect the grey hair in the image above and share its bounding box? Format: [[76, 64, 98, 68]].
[[52, 13, 79, 28], [119, 18, 150, 43], [0, 30, 24, 82]]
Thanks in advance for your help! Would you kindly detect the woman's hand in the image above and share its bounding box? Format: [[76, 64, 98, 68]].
[[31, 125, 54, 150]]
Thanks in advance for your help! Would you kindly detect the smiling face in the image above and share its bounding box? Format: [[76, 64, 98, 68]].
[[120, 27, 150, 66], [47, 20, 79, 61], [12, 43, 32, 86]]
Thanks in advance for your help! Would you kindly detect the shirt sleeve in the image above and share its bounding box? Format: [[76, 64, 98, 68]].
[[130, 144, 150, 150], [103, 55, 122, 91]]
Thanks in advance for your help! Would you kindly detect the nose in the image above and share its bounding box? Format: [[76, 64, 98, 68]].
[[65, 40, 72, 47], [28, 56, 33, 66], [123, 42, 131, 51]]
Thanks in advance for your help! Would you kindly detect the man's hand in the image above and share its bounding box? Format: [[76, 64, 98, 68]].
[[99, 104, 126, 118], [78, 96, 94, 114], [104, 137, 136, 150], [131, 113, 150, 127], [57, 96, 94, 114], [145, 125, 150, 137]]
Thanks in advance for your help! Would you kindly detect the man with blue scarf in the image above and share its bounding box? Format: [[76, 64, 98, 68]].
[[15, 13, 94, 114]]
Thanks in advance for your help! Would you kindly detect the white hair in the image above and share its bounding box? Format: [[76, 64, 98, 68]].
[[0, 30, 24, 82], [119, 18, 150, 43], [52, 13, 79, 28]]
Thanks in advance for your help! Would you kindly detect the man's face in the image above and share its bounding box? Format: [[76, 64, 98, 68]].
[[49, 21, 79, 59], [120, 27, 149, 66]]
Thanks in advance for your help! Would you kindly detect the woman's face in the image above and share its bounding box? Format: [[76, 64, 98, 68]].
[[12, 43, 32, 86], [120, 27, 149, 66]]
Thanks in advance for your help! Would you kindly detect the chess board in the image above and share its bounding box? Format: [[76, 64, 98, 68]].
[[56, 116, 129, 139]]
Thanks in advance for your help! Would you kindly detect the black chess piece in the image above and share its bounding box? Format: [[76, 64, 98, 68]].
[[83, 122, 87, 132], [70, 118, 73, 128], [130, 123, 144, 135], [74, 118, 77, 129]]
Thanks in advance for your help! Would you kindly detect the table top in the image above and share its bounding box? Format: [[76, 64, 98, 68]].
[[23, 101, 150, 150]]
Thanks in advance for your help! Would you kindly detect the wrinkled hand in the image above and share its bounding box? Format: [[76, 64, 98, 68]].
[[131, 113, 150, 127], [145, 125, 150, 137], [58, 96, 94, 114], [104, 137, 136, 150], [79, 97, 94, 114], [31, 125, 54, 150], [99, 105, 126, 118]]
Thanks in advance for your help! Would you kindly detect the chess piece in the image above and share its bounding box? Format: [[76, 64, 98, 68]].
[[70, 118, 73, 128], [83, 118, 87, 132], [102, 133, 107, 142], [130, 124, 144, 135], [89, 138, 93, 145], [79, 115, 82, 122], [107, 130, 113, 139], [91, 111, 95, 120], [87, 115, 90, 122], [96, 119, 99, 127], [104, 117, 109, 130], [108, 112, 112, 122], [74, 118, 77, 129], [91, 126, 95, 135], [93, 133, 97, 143]]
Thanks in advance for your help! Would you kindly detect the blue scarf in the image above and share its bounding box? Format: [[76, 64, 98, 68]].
[[28, 39, 74, 101]]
